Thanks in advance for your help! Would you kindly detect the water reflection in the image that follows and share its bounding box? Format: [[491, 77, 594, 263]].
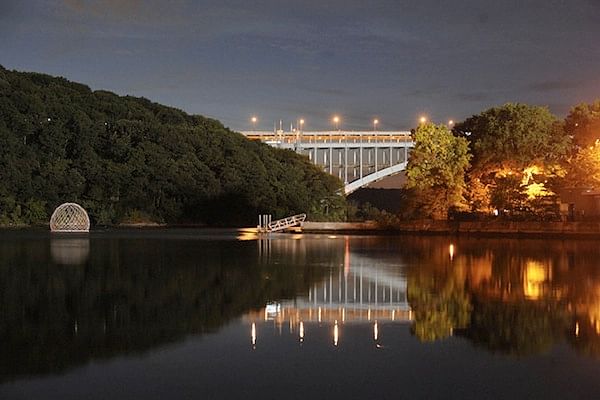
[[5, 232, 600, 386], [0, 233, 338, 382], [400, 237, 600, 357], [50, 238, 90, 265], [243, 236, 600, 359]]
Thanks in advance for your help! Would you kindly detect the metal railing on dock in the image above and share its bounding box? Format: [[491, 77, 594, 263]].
[[258, 213, 306, 233]]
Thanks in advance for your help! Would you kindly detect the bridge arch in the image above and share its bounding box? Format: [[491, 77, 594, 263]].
[[343, 162, 407, 195], [241, 129, 414, 195]]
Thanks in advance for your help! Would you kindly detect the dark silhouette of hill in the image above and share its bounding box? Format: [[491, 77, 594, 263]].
[[0, 66, 345, 226]]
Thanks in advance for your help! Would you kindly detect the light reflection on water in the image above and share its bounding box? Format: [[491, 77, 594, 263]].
[[2, 231, 600, 399], [50, 238, 90, 265]]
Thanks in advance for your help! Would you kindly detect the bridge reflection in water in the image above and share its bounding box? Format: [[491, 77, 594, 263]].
[[245, 236, 411, 347]]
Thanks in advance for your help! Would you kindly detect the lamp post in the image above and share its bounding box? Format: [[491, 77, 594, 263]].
[[297, 118, 305, 143], [373, 118, 379, 131], [251, 116, 258, 130], [419, 116, 427, 124]]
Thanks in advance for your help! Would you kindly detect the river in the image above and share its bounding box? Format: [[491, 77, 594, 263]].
[[1, 229, 600, 399]]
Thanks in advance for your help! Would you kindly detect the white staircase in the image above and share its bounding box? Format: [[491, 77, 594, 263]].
[[266, 214, 306, 233]]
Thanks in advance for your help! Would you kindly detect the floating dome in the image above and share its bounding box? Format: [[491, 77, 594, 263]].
[[50, 203, 90, 233]]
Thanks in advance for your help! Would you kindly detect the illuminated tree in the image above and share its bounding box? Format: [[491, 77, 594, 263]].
[[405, 123, 471, 219], [454, 103, 569, 214], [565, 100, 600, 148], [567, 143, 600, 188]]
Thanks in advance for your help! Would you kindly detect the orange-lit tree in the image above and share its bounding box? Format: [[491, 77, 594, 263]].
[[565, 100, 600, 148], [454, 103, 570, 217]]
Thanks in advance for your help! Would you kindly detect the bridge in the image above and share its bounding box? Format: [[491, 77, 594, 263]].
[[242, 130, 414, 194]]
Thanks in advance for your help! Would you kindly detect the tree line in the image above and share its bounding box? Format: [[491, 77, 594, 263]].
[[0, 66, 346, 226], [404, 101, 600, 220]]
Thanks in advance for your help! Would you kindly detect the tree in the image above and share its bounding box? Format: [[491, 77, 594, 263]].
[[405, 122, 471, 219], [565, 100, 600, 148], [0, 67, 346, 226], [454, 103, 570, 214], [567, 142, 600, 188]]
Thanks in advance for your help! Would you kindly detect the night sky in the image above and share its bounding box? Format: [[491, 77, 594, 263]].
[[1, 0, 599, 131]]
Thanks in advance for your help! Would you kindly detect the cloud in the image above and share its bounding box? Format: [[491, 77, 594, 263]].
[[63, 0, 142, 16], [527, 79, 584, 93], [454, 92, 492, 102], [302, 87, 352, 98], [61, 0, 189, 27]]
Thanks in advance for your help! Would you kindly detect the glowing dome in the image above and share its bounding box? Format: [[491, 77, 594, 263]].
[[50, 203, 90, 232]]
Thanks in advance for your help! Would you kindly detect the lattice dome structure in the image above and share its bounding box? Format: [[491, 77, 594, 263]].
[[50, 203, 90, 233]]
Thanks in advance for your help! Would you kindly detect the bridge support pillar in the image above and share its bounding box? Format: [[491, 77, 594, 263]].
[[344, 140, 348, 184], [359, 132, 363, 179]]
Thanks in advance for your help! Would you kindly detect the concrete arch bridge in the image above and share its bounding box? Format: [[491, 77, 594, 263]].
[[242, 130, 414, 194]]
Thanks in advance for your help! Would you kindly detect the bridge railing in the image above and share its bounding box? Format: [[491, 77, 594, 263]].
[[242, 130, 412, 145], [267, 213, 307, 233], [242, 130, 414, 193]]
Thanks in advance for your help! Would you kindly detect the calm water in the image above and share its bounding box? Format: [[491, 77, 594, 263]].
[[2, 229, 600, 399]]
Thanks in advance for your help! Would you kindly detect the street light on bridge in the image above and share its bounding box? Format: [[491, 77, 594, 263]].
[[419, 116, 427, 124], [299, 118, 305, 131], [332, 115, 340, 131], [251, 116, 258, 130], [373, 119, 379, 131]]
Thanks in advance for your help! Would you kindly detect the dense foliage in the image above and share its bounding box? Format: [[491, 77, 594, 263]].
[[400, 101, 600, 220], [454, 103, 569, 173], [405, 122, 471, 219], [564, 100, 600, 148], [0, 66, 344, 226], [452, 103, 569, 217]]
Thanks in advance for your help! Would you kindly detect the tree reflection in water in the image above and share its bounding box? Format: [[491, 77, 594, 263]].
[[5, 232, 600, 384], [0, 232, 339, 382], [403, 237, 600, 357]]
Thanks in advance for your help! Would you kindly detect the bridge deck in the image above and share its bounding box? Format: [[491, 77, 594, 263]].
[[241, 130, 414, 193]]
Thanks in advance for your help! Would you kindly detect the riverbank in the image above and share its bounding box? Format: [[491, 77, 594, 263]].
[[6, 220, 600, 238], [301, 220, 600, 237]]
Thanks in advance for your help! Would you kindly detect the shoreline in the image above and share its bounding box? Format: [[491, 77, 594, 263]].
[[300, 220, 600, 238], [4, 220, 600, 239]]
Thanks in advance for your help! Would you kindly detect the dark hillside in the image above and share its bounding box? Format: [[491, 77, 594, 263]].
[[0, 66, 345, 226]]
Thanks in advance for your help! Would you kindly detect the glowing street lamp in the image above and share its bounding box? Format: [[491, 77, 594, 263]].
[[251, 116, 258, 130], [332, 115, 340, 131], [448, 119, 455, 127], [419, 116, 427, 124], [299, 118, 305, 131], [373, 119, 379, 131]]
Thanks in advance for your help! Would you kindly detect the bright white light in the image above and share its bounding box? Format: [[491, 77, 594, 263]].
[[333, 320, 339, 347]]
